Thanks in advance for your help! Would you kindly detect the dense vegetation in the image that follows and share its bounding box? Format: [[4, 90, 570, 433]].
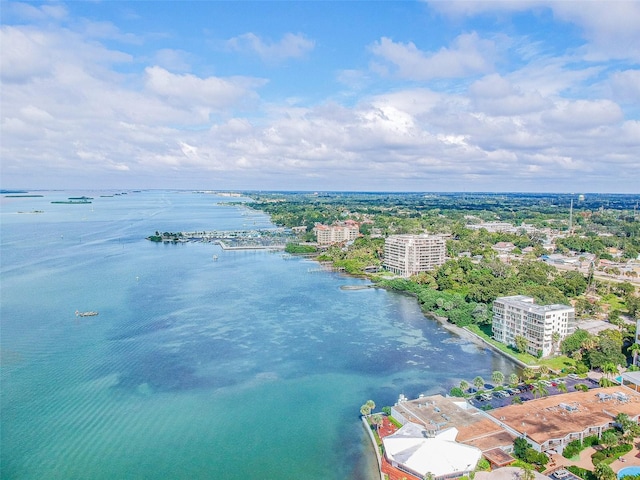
[[245, 191, 640, 370]]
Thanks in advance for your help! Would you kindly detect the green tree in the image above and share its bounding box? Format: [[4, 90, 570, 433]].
[[561, 329, 591, 355], [532, 381, 549, 399], [513, 437, 530, 459], [371, 413, 384, 431], [594, 463, 616, 480], [450, 387, 465, 397], [602, 362, 617, 380], [600, 430, 618, 449], [515, 335, 529, 354], [522, 368, 536, 381]]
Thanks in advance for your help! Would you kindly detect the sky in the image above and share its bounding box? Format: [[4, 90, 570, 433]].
[[1, 1, 639, 193]]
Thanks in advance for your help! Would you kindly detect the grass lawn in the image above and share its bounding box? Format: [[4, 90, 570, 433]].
[[466, 324, 577, 372]]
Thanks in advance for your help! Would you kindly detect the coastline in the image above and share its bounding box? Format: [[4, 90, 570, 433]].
[[426, 312, 530, 369]]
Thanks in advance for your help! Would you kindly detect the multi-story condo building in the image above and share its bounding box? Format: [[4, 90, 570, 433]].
[[314, 221, 360, 245], [492, 295, 575, 358], [383, 234, 446, 277]]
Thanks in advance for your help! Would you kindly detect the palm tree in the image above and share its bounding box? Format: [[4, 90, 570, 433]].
[[460, 380, 469, 392], [522, 368, 535, 381], [520, 466, 535, 480], [600, 430, 618, 449], [515, 335, 528, 354], [473, 376, 485, 390], [360, 404, 371, 416], [492, 371, 505, 386], [371, 413, 383, 432], [581, 337, 598, 352], [532, 381, 549, 399], [509, 373, 519, 386], [365, 399, 376, 412], [594, 463, 616, 480], [539, 365, 550, 377], [557, 382, 568, 394], [602, 362, 617, 381]]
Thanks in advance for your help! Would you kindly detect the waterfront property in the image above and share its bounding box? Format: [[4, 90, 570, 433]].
[[382, 423, 482, 480], [313, 220, 360, 245], [380, 386, 640, 480], [486, 386, 640, 454], [383, 234, 447, 277], [391, 394, 516, 457], [492, 295, 575, 358]]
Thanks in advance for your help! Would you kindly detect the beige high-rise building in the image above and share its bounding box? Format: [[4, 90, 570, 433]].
[[383, 234, 446, 277], [492, 295, 575, 358], [314, 221, 360, 245]]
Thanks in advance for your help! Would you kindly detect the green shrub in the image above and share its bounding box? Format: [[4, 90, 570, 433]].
[[592, 443, 632, 465], [450, 387, 465, 397], [567, 465, 596, 480], [563, 439, 583, 459], [583, 435, 599, 447]]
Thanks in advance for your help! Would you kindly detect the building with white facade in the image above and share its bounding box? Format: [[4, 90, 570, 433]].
[[314, 221, 359, 245], [492, 295, 575, 357], [383, 234, 447, 277], [382, 423, 482, 480]]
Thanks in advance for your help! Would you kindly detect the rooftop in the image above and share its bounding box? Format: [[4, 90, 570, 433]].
[[393, 395, 514, 451], [488, 386, 640, 446]]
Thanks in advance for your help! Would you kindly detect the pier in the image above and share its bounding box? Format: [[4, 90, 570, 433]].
[[149, 228, 295, 250]]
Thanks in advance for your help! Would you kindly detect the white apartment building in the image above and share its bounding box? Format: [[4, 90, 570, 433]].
[[383, 234, 447, 277], [314, 221, 359, 245], [492, 295, 575, 358]]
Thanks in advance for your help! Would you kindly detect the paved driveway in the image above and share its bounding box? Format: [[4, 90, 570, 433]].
[[467, 376, 599, 410]]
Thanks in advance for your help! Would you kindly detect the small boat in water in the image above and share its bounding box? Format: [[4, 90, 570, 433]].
[[75, 310, 99, 317]]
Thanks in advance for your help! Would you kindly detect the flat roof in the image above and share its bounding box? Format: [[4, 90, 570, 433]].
[[482, 448, 516, 467], [393, 395, 514, 451], [488, 386, 640, 446]]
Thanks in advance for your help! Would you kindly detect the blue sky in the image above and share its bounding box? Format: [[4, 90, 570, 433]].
[[1, 1, 639, 192]]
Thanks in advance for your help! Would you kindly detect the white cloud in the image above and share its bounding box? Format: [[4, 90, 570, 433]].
[[144, 66, 264, 112], [430, 1, 640, 62], [469, 74, 548, 115], [551, 2, 640, 61], [370, 32, 496, 80], [1, 4, 638, 192], [0, 26, 55, 82], [542, 99, 623, 129], [5, 2, 68, 21], [226, 32, 315, 62], [607, 69, 640, 104]]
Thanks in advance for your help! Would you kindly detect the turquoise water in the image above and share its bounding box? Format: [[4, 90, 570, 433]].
[[1, 191, 515, 479], [618, 467, 640, 478]]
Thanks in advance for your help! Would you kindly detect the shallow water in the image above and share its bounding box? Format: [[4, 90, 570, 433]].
[[1, 191, 515, 479]]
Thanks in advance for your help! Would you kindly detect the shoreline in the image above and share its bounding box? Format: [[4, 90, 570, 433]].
[[425, 312, 530, 369]]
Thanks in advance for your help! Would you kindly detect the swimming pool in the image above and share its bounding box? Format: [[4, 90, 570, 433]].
[[617, 466, 640, 479]]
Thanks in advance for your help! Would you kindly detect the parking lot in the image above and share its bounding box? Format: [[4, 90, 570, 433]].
[[467, 376, 600, 410]]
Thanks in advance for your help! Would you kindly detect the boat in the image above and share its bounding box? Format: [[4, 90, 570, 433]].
[[75, 310, 99, 317]]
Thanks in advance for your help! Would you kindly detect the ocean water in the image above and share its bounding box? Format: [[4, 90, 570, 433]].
[[1, 191, 515, 480]]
